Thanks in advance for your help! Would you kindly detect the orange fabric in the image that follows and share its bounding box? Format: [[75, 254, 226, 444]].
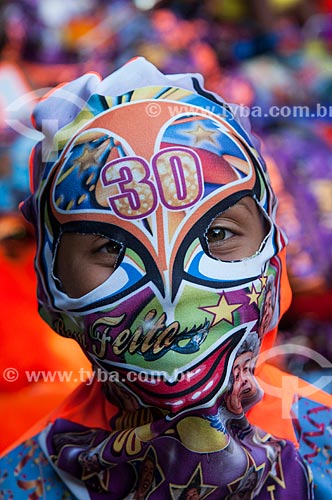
[[0, 238, 90, 452], [0, 378, 116, 456], [0, 381, 84, 453]]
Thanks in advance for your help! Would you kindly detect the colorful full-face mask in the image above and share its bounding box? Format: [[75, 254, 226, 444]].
[[22, 58, 288, 417], [15, 58, 317, 500]]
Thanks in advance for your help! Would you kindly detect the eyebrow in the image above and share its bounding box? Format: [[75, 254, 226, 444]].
[[85, 233, 113, 243], [234, 355, 252, 369], [233, 197, 257, 213], [216, 197, 258, 219]]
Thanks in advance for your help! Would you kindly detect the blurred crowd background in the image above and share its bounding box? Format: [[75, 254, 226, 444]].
[[0, 0, 331, 452]]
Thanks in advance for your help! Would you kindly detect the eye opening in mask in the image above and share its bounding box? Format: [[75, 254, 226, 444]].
[[53, 230, 124, 299], [204, 196, 271, 263]]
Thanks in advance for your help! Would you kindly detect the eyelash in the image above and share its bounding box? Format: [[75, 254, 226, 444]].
[[206, 227, 234, 244], [97, 240, 122, 255]]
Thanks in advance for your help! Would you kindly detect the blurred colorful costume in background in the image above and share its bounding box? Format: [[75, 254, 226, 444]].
[[0, 57, 331, 499]]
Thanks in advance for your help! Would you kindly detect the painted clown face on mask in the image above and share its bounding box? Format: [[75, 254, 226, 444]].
[[24, 68, 286, 416]]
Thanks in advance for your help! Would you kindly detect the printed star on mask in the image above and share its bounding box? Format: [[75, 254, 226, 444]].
[[227, 460, 265, 498], [258, 433, 286, 488], [75, 139, 110, 175], [56, 138, 110, 187], [201, 294, 242, 327], [78, 450, 111, 491], [267, 452, 286, 488], [247, 284, 260, 305], [260, 275, 268, 288], [187, 123, 219, 147], [169, 463, 216, 499]]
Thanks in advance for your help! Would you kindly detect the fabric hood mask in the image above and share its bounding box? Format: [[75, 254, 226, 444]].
[[20, 58, 313, 499]]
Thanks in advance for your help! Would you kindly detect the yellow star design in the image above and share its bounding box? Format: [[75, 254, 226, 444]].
[[260, 275, 268, 288], [227, 459, 265, 496], [57, 138, 110, 186], [170, 463, 216, 499], [247, 284, 260, 305], [187, 123, 219, 147], [201, 294, 242, 327], [76, 139, 110, 175]]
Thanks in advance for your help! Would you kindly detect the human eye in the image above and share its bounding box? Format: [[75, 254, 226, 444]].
[[204, 197, 268, 261], [92, 237, 122, 268], [205, 215, 239, 260], [206, 226, 234, 244], [96, 239, 122, 255]]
